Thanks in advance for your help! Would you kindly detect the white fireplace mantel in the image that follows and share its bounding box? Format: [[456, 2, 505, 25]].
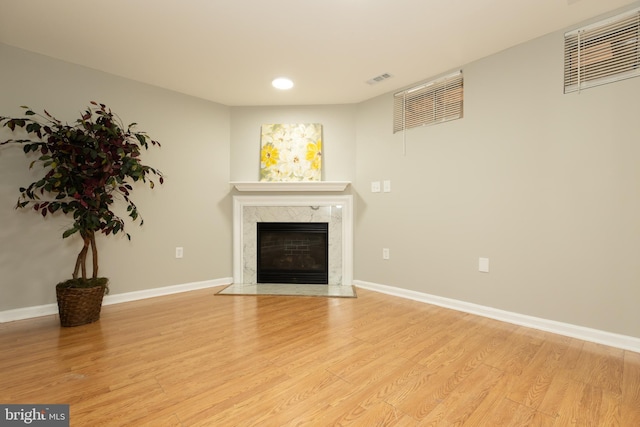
[[231, 181, 350, 192]]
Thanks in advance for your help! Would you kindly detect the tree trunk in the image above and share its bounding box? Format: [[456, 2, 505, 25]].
[[90, 232, 99, 279], [73, 234, 91, 280]]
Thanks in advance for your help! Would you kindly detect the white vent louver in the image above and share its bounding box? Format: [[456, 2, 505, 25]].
[[564, 7, 640, 93], [366, 73, 393, 85]]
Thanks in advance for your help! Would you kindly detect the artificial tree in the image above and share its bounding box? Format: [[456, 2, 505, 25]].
[[1, 102, 164, 325]]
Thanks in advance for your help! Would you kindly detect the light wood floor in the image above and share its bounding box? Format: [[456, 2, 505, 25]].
[[1, 286, 639, 426]]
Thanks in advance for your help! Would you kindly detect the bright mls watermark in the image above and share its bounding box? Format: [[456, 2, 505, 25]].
[[1, 405, 69, 426]]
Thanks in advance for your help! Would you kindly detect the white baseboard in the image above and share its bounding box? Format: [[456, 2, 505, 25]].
[[0, 277, 232, 324], [0, 304, 59, 324], [353, 280, 640, 353], [4, 278, 638, 353], [102, 277, 232, 305]]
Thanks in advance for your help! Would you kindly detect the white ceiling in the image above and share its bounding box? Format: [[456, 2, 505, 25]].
[[0, 0, 637, 106]]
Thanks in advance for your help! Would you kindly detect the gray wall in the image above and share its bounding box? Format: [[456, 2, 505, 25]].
[[354, 22, 640, 337], [0, 44, 232, 310], [229, 105, 357, 182]]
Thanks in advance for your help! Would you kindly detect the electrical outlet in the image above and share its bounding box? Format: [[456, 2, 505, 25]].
[[383, 248, 390, 259], [175, 247, 184, 259], [383, 180, 391, 193]]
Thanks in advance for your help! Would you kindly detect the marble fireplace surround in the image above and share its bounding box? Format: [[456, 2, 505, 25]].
[[232, 194, 353, 286]]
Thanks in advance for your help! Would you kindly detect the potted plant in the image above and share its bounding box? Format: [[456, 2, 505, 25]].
[[0, 102, 164, 326]]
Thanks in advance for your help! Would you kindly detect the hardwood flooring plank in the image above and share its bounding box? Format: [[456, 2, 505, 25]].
[[468, 397, 556, 427], [570, 341, 625, 396], [620, 403, 640, 427], [505, 336, 582, 411], [384, 335, 502, 421], [483, 327, 546, 376], [552, 379, 624, 427], [622, 349, 640, 408], [415, 363, 504, 425], [185, 369, 347, 426], [331, 400, 417, 427]]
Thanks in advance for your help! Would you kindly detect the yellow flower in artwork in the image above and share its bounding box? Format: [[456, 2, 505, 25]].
[[306, 139, 322, 170], [261, 143, 279, 168]]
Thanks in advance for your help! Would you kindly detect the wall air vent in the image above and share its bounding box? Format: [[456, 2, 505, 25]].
[[564, 7, 640, 93], [366, 73, 393, 85]]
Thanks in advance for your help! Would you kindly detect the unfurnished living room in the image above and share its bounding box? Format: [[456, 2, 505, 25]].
[[1, 1, 640, 425]]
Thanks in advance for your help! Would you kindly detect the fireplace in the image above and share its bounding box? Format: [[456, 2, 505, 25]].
[[232, 194, 353, 286], [257, 222, 328, 284]]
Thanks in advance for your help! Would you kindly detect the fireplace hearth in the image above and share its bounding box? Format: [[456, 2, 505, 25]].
[[257, 222, 328, 284]]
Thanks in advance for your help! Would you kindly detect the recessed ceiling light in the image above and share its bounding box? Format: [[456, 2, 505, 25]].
[[272, 77, 294, 90]]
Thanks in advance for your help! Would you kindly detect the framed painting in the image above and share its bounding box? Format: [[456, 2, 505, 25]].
[[260, 123, 322, 182]]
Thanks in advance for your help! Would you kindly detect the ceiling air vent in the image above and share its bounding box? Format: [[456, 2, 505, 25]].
[[366, 73, 393, 85], [564, 7, 640, 93]]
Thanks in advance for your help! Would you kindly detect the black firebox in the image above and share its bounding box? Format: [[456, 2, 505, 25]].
[[257, 222, 328, 284]]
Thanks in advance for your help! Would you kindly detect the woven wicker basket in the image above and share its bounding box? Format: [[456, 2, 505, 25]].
[[56, 283, 106, 327]]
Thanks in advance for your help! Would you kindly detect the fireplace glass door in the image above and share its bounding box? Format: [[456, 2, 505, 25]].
[[257, 222, 328, 284]]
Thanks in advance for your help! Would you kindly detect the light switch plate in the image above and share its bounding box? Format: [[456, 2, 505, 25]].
[[371, 181, 381, 193], [479, 257, 489, 273]]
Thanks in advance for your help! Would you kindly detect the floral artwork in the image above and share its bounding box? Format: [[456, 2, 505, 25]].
[[260, 123, 322, 182]]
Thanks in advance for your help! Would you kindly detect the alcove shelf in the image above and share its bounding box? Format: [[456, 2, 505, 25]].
[[230, 181, 350, 192]]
